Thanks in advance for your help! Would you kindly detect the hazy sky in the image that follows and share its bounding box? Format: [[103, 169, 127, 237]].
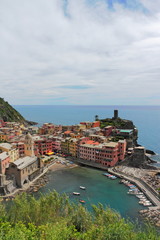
[[0, 0, 160, 105]]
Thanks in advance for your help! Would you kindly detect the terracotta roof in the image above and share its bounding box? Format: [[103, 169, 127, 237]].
[[85, 140, 99, 145], [64, 131, 71, 134]]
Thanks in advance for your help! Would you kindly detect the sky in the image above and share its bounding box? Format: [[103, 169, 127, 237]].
[[0, 0, 160, 105]]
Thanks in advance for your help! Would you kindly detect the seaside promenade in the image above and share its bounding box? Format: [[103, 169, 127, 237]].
[[108, 168, 160, 209]]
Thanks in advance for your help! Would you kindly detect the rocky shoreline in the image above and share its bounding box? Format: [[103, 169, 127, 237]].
[[26, 173, 49, 194], [139, 209, 160, 227]]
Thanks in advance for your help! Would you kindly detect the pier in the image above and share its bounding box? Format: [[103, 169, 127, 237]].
[[108, 168, 160, 209], [72, 158, 160, 209]]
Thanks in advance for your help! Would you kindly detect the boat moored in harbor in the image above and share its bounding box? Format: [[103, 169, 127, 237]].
[[73, 192, 80, 195], [103, 173, 117, 179]]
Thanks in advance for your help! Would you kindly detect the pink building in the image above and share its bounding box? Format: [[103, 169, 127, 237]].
[[0, 152, 11, 174], [0, 120, 5, 127], [34, 139, 53, 155], [103, 126, 115, 137], [79, 140, 126, 167], [118, 140, 127, 160], [52, 140, 61, 152], [13, 142, 25, 157]]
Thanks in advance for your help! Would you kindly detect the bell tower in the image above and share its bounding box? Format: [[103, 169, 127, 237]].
[[24, 133, 35, 157]]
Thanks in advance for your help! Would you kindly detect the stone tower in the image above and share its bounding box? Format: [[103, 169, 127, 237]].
[[24, 133, 35, 157], [113, 110, 118, 119]]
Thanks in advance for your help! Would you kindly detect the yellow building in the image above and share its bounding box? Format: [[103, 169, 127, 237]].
[[0, 132, 8, 142], [61, 138, 70, 154], [68, 138, 77, 157], [0, 143, 19, 162], [24, 133, 35, 157]]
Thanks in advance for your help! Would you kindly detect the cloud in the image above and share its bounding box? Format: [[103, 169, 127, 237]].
[[0, 0, 160, 105], [58, 85, 92, 89]]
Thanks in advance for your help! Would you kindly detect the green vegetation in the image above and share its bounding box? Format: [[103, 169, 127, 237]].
[[100, 118, 133, 129], [0, 98, 25, 122], [0, 191, 159, 239], [0, 97, 35, 125], [111, 136, 125, 142]]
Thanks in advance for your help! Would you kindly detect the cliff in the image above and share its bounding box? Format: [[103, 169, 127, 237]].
[[0, 98, 36, 126], [100, 115, 138, 146], [100, 116, 136, 129]]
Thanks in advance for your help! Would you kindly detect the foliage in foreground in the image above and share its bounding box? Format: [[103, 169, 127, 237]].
[[0, 191, 159, 240]]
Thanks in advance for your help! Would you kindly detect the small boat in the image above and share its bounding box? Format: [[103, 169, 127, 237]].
[[80, 186, 86, 190], [73, 192, 80, 195], [127, 191, 139, 195], [143, 202, 152, 206], [135, 191, 143, 195], [136, 194, 144, 198], [109, 176, 117, 180], [103, 173, 110, 177], [79, 200, 85, 203]]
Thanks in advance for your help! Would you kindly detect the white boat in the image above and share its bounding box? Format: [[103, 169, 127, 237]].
[[135, 192, 143, 195], [73, 192, 80, 195], [109, 176, 117, 180], [136, 195, 144, 198], [144, 201, 151, 204], [139, 196, 146, 199], [127, 191, 139, 195], [143, 202, 152, 206], [80, 186, 86, 190]]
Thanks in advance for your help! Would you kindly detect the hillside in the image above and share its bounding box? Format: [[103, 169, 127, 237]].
[[0, 98, 36, 125], [100, 116, 136, 129], [0, 191, 159, 239]]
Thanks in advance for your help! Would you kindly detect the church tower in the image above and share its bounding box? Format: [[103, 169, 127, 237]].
[[24, 133, 35, 157]]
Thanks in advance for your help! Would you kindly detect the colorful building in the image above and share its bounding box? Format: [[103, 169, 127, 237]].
[[12, 142, 25, 157], [0, 132, 8, 142], [7, 156, 41, 187], [78, 140, 126, 167], [61, 138, 70, 154], [69, 138, 78, 157], [0, 152, 10, 174], [0, 143, 19, 162]]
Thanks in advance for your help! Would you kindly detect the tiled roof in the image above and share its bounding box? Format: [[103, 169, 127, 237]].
[[0, 143, 12, 150], [13, 156, 37, 170], [0, 152, 9, 160]]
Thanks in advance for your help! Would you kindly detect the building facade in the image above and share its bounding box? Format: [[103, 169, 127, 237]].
[[7, 156, 41, 187], [79, 140, 126, 167]]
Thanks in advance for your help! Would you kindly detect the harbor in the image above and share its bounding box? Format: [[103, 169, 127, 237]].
[[107, 167, 160, 226], [32, 166, 148, 221], [108, 167, 160, 209]]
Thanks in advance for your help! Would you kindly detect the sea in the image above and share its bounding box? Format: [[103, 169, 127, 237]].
[[14, 105, 160, 221]]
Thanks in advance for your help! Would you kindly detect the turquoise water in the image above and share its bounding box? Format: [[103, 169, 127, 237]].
[[14, 105, 160, 220], [34, 166, 145, 221]]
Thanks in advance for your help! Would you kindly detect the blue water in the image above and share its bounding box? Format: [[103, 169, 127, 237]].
[[14, 105, 160, 221], [34, 166, 145, 221], [14, 105, 160, 154]]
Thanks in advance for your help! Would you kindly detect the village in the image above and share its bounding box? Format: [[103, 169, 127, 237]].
[[0, 110, 159, 199]]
